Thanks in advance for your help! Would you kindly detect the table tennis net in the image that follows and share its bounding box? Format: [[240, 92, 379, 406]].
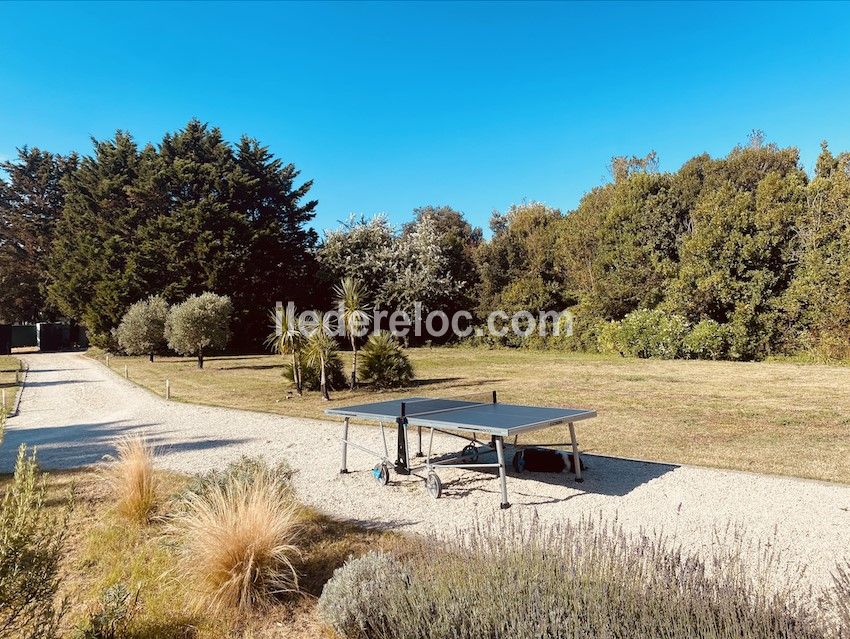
[[400, 391, 496, 418]]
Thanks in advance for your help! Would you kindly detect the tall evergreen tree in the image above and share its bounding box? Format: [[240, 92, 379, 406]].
[[0, 148, 76, 322]]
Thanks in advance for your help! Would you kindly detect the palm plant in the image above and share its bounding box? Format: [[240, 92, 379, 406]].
[[303, 311, 338, 401], [265, 307, 305, 396], [334, 277, 371, 390]]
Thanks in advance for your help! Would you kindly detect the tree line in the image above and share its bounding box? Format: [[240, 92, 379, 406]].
[[1, 123, 848, 360]]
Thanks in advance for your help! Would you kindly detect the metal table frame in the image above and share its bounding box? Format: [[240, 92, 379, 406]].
[[328, 392, 596, 509]]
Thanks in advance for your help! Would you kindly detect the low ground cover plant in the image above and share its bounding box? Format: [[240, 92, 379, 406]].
[[0, 445, 71, 639], [319, 518, 841, 639]]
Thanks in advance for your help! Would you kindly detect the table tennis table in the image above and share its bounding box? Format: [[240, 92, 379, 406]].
[[326, 392, 596, 509]]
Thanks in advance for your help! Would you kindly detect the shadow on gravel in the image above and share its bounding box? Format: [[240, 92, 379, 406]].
[[427, 449, 677, 503], [0, 419, 252, 473], [23, 379, 99, 388]]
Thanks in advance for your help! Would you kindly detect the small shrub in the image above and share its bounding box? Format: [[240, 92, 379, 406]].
[[172, 467, 301, 616], [114, 295, 169, 361], [835, 561, 850, 635], [284, 355, 346, 392], [0, 445, 70, 639], [358, 332, 414, 388], [73, 583, 138, 639], [182, 455, 294, 503], [317, 551, 408, 638], [618, 308, 689, 359], [596, 319, 624, 355], [685, 319, 731, 360], [318, 519, 828, 639], [102, 436, 159, 524], [165, 292, 232, 369]]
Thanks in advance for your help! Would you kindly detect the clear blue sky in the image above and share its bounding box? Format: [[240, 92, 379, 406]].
[[2, 1, 850, 235]]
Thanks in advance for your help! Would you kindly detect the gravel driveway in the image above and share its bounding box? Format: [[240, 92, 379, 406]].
[[3, 351, 849, 596]]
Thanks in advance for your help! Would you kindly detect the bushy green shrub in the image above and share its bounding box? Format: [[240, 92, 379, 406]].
[[0, 445, 70, 639], [165, 292, 232, 369], [617, 308, 689, 359], [284, 355, 346, 391], [318, 519, 828, 639], [317, 551, 409, 638], [114, 295, 169, 361], [358, 332, 414, 388], [182, 455, 293, 504], [685, 319, 731, 360], [73, 583, 138, 639], [596, 319, 624, 355]]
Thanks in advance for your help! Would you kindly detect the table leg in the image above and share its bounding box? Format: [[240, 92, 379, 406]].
[[340, 417, 350, 474], [495, 436, 510, 509], [415, 424, 424, 457], [568, 422, 583, 483]]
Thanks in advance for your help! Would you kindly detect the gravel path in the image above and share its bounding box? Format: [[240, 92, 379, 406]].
[[3, 351, 849, 596]]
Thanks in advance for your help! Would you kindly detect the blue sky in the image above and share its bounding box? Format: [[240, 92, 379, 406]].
[[2, 1, 850, 235]]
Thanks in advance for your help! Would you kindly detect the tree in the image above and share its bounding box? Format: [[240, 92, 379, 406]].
[[165, 293, 232, 369], [334, 277, 370, 390], [0, 147, 76, 323], [115, 295, 169, 361], [48, 120, 317, 348], [265, 307, 305, 395], [303, 311, 337, 400]]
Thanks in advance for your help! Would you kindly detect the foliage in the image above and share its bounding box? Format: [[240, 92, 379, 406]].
[[685, 319, 731, 360], [615, 308, 689, 359], [101, 436, 159, 524], [265, 306, 305, 394], [596, 319, 624, 356], [335, 277, 371, 389], [0, 147, 76, 323], [302, 311, 339, 399], [114, 295, 168, 360], [73, 583, 138, 639], [165, 292, 232, 368], [358, 332, 414, 388], [182, 455, 294, 503], [318, 519, 830, 639], [0, 445, 70, 639], [47, 120, 317, 347], [172, 466, 301, 617], [317, 551, 409, 638], [284, 354, 346, 392]]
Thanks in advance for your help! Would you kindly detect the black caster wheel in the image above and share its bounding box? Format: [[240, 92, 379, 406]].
[[372, 463, 390, 486], [512, 450, 526, 473], [425, 472, 442, 499], [461, 444, 478, 462]]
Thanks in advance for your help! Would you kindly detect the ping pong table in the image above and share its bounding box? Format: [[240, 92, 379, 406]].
[[326, 392, 596, 509]]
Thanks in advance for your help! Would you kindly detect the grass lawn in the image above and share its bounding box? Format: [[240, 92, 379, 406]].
[[0, 354, 22, 416], [3, 468, 399, 639], [87, 348, 850, 484]]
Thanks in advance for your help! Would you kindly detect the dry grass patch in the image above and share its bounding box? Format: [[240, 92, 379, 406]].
[[101, 436, 160, 523], [173, 468, 302, 618], [0, 355, 22, 416]]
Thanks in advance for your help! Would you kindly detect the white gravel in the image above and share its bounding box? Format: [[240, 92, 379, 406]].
[[3, 351, 849, 598]]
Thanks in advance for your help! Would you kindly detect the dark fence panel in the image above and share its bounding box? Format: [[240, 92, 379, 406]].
[[12, 324, 38, 348], [0, 325, 11, 355]]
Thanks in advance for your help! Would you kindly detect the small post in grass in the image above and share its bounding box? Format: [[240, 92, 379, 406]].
[[106, 354, 110, 368], [165, 379, 170, 400], [124, 364, 128, 379]]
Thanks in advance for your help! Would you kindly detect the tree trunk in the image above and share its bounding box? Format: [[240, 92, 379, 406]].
[[149, 352, 154, 363], [350, 336, 357, 390], [320, 354, 329, 401], [293, 352, 302, 396], [197, 348, 204, 369]]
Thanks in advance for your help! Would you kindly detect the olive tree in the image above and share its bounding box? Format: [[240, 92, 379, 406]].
[[165, 293, 232, 369], [115, 295, 169, 361]]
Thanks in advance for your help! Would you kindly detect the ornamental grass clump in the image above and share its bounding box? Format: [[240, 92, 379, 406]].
[[102, 436, 160, 524], [173, 467, 301, 617], [319, 518, 831, 639]]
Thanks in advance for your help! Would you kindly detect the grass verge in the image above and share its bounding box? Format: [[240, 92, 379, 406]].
[[0, 355, 22, 416]]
